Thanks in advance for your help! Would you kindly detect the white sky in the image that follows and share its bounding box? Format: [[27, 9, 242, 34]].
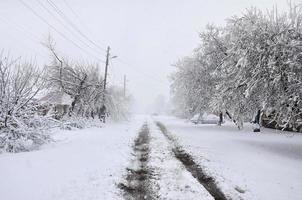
[[0, 0, 289, 112]]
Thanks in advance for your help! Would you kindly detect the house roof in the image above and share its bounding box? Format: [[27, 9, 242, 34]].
[[39, 91, 73, 105]]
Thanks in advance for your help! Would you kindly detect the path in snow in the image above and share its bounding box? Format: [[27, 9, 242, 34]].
[[156, 121, 230, 200], [148, 122, 214, 200], [119, 120, 216, 200], [118, 122, 156, 200], [154, 115, 302, 200]]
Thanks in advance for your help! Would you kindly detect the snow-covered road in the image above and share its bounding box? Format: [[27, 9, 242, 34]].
[[1, 115, 301, 200], [148, 122, 214, 200], [154, 116, 302, 200], [118, 121, 215, 200]]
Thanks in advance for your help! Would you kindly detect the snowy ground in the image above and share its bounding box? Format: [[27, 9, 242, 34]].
[[154, 115, 302, 200], [148, 122, 214, 200], [1, 114, 301, 200], [0, 116, 145, 200]]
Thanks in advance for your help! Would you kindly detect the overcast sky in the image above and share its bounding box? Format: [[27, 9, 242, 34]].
[[0, 0, 289, 112]]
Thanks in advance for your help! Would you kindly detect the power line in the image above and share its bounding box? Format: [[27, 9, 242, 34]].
[[37, 0, 167, 86], [18, 0, 168, 88], [18, 0, 106, 63], [35, 0, 105, 59], [45, 0, 107, 53], [62, 0, 109, 48]]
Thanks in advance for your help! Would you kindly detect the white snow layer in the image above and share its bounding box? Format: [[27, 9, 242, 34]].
[[148, 122, 214, 200], [1, 114, 302, 200], [154, 115, 302, 200], [0, 115, 145, 200]]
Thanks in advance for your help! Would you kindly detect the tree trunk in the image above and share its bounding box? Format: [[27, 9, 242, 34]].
[[218, 112, 223, 126], [69, 74, 87, 116], [253, 110, 261, 132]]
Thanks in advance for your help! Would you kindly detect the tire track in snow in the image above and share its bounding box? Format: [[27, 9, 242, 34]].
[[156, 121, 230, 200], [148, 122, 214, 200], [118, 123, 157, 200]]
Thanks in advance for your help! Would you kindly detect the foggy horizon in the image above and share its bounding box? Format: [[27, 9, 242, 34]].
[[0, 0, 288, 113]]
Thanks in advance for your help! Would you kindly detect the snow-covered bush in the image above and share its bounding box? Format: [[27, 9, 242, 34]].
[[0, 53, 51, 152]]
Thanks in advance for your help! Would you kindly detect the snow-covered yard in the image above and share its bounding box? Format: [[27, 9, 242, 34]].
[[0, 116, 146, 200], [154, 116, 302, 200]]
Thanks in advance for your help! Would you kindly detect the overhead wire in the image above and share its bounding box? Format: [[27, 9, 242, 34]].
[[18, 0, 106, 63], [45, 0, 107, 52], [62, 0, 108, 48], [35, 0, 105, 60], [47, 0, 167, 87], [18, 0, 168, 88]]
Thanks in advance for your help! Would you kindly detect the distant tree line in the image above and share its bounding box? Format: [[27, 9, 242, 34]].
[[0, 38, 130, 152], [171, 5, 302, 132]]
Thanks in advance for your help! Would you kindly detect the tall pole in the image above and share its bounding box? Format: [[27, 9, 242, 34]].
[[102, 46, 110, 123], [123, 74, 126, 98], [103, 46, 110, 94]]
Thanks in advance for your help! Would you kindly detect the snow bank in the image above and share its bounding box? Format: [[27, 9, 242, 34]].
[[0, 115, 146, 200]]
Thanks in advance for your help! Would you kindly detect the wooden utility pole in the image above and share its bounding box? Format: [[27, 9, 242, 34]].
[[103, 46, 110, 94], [123, 74, 126, 98], [101, 46, 110, 123]]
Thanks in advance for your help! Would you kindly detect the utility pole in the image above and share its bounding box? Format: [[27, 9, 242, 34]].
[[101, 46, 110, 123], [103, 46, 110, 94], [123, 74, 126, 98]]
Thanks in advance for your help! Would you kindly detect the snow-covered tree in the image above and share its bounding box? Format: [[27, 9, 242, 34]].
[[171, 25, 227, 118], [0, 53, 49, 152], [44, 37, 131, 123], [106, 86, 131, 121], [171, 4, 302, 132]]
